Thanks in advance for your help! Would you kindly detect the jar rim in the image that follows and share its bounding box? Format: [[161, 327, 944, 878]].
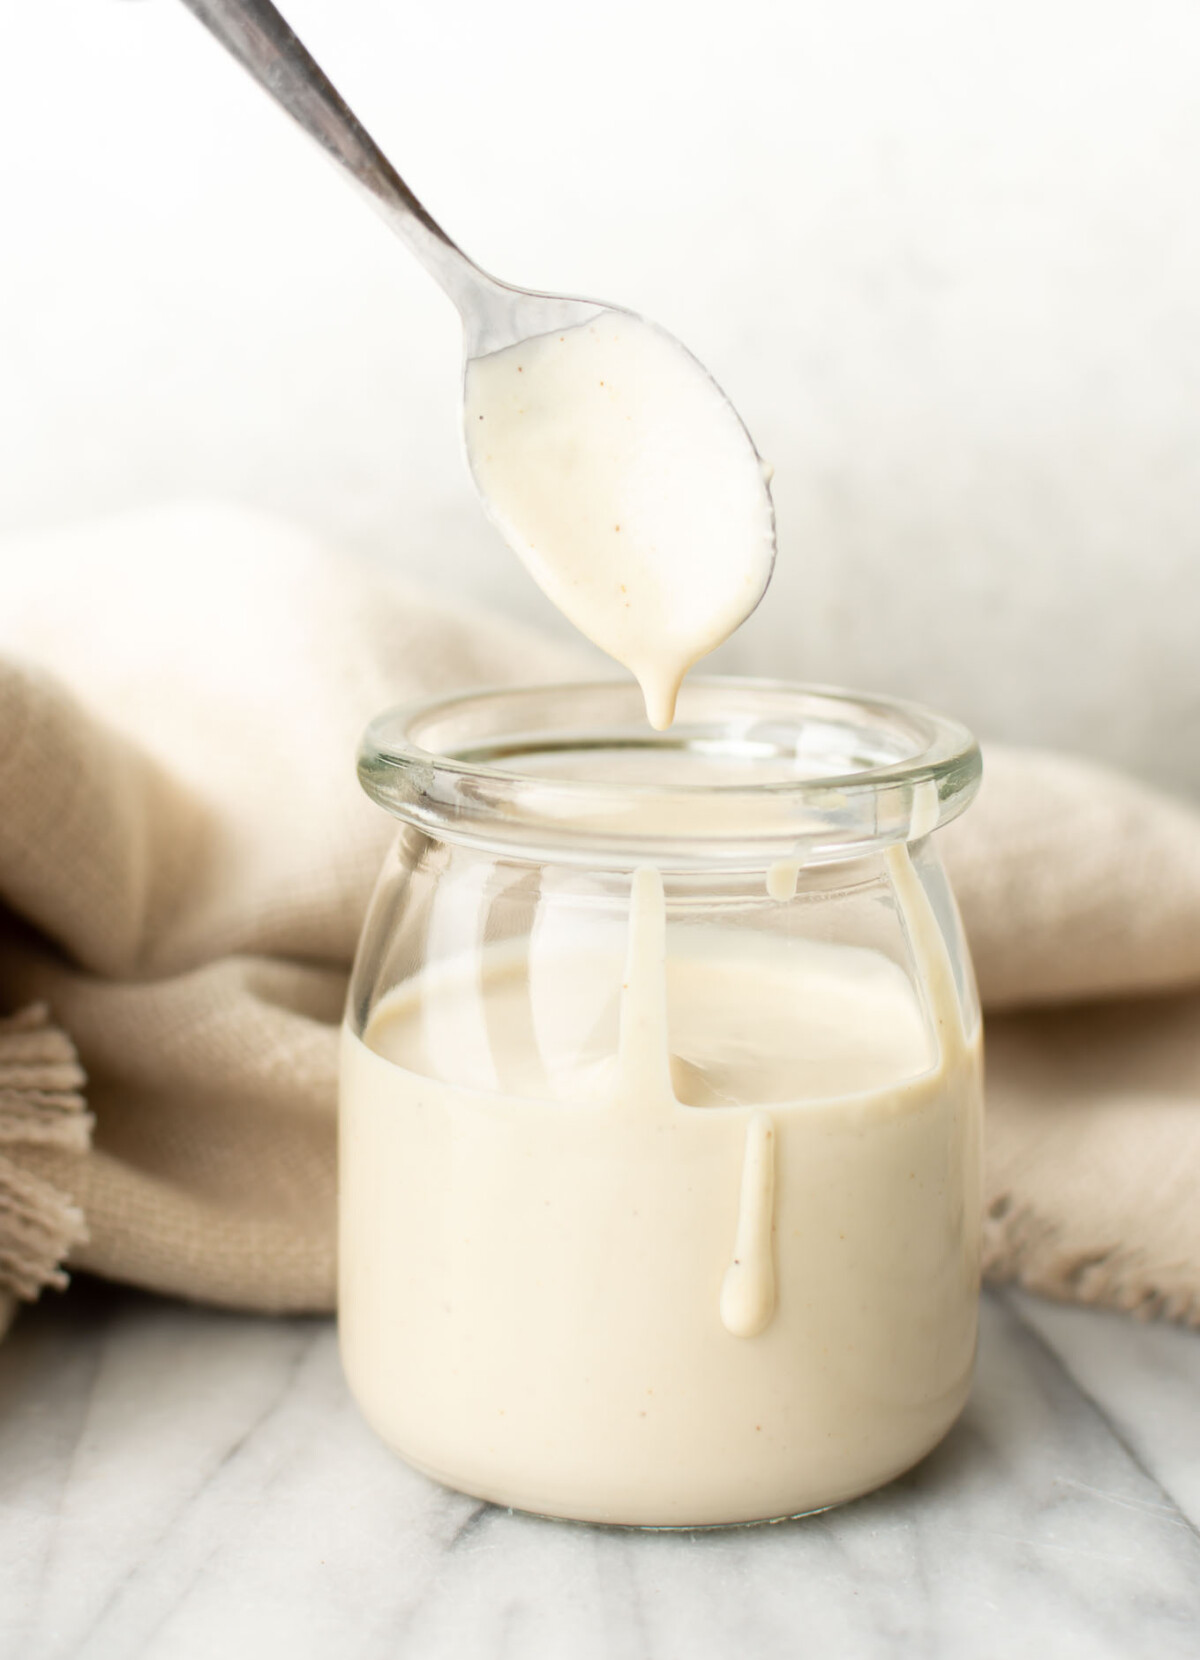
[[358, 677, 981, 868]]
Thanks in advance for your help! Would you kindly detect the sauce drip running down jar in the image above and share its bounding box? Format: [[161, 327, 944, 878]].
[[340, 679, 983, 1527]]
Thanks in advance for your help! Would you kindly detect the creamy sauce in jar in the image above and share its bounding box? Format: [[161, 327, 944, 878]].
[[339, 846, 982, 1527]]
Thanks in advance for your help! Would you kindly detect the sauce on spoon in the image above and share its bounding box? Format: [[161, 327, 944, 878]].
[[465, 311, 775, 729]]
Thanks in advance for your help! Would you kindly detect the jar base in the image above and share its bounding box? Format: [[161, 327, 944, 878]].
[[368, 1404, 968, 1532]]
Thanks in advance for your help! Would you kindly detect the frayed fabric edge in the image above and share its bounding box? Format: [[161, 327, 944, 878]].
[[0, 1004, 91, 1303], [983, 1192, 1200, 1328]]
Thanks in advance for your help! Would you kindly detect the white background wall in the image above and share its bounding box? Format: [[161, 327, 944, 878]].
[[2, 0, 1198, 792]]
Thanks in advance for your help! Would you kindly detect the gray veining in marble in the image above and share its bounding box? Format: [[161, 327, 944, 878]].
[[2, 1281, 1198, 1660]]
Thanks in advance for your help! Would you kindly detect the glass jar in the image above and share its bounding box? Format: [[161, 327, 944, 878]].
[[340, 678, 983, 1528]]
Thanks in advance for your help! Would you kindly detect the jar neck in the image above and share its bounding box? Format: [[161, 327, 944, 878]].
[[358, 677, 981, 871]]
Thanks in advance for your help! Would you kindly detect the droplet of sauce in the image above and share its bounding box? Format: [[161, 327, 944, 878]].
[[720, 1110, 777, 1338], [613, 865, 676, 1111], [765, 859, 799, 903]]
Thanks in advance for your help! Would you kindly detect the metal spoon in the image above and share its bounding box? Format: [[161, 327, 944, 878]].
[[176, 0, 776, 717], [178, 0, 607, 357]]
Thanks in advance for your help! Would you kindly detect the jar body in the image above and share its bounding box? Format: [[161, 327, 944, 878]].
[[339, 701, 983, 1527]]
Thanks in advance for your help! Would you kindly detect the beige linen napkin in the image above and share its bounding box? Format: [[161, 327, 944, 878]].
[[1, 503, 1198, 1330]]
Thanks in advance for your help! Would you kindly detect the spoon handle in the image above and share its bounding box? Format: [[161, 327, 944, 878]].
[[177, 0, 486, 314]]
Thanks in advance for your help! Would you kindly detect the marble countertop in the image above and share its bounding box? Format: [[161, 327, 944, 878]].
[[2, 1281, 1198, 1660]]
